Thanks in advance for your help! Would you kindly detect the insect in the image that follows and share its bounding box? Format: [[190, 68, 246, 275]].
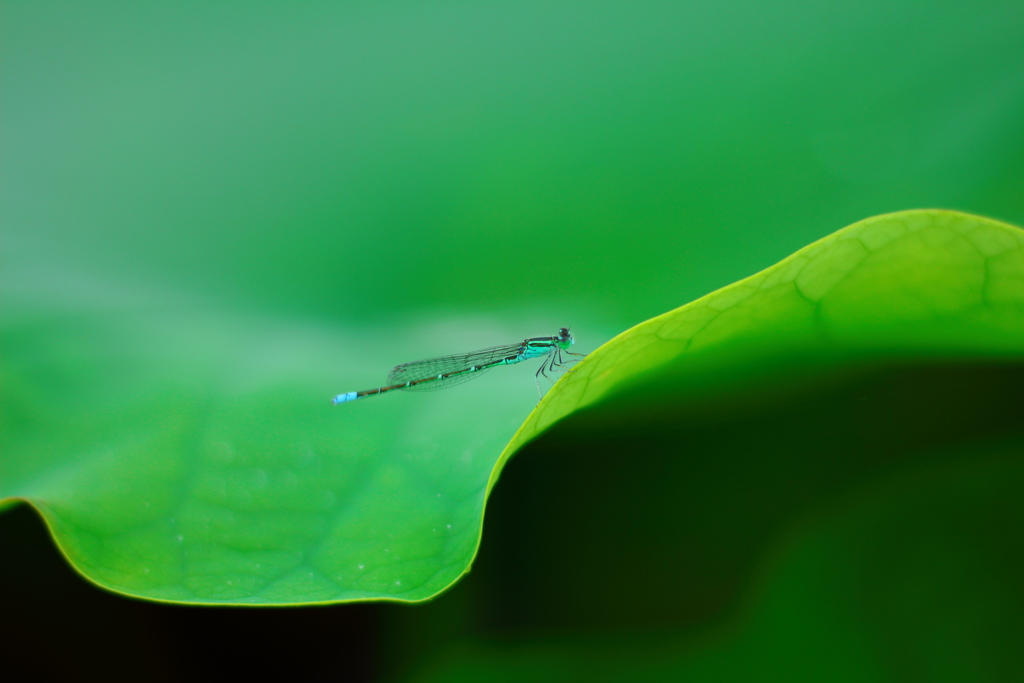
[[332, 327, 585, 404]]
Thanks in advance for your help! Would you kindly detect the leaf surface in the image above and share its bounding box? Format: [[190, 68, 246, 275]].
[[2, 209, 1023, 605]]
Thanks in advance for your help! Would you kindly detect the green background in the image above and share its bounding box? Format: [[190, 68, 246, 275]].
[[3, 1, 1024, 680]]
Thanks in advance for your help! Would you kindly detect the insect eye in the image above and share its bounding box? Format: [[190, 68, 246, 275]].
[[560, 327, 569, 336]]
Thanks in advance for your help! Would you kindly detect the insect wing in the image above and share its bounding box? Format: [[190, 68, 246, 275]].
[[386, 342, 523, 385]]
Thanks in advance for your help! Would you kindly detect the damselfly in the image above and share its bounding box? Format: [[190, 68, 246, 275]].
[[333, 327, 585, 404]]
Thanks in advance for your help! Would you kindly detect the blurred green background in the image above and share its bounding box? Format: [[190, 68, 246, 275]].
[[3, 1, 1024, 681]]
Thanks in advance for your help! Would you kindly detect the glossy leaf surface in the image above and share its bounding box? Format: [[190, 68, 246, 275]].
[[3, 210, 1022, 606]]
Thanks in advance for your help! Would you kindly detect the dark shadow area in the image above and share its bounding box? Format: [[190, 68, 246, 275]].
[[478, 359, 1024, 632], [0, 504, 383, 681]]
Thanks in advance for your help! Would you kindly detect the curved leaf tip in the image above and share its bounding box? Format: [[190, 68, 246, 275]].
[[498, 209, 1024, 479]]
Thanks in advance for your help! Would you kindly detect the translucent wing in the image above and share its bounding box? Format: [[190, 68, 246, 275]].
[[396, 367, 493, 392], [387, 342, 523, 392]]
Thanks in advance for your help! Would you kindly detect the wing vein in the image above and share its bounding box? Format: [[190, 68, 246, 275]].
[[386, 342, 523, 385]]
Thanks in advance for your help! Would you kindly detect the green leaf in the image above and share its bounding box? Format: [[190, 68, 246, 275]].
[[406, 208, 1024, 681], [502, 209, 1024, 474], [0, 307, 543, 604], [2, 209, 1022, 605]]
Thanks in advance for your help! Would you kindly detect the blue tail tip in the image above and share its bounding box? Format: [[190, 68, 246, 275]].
[[333, 392, 358, 404]]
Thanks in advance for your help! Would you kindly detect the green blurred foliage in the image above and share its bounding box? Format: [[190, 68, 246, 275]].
[[3, 1, 1024, 681], [5, 1, 1024, 326]]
